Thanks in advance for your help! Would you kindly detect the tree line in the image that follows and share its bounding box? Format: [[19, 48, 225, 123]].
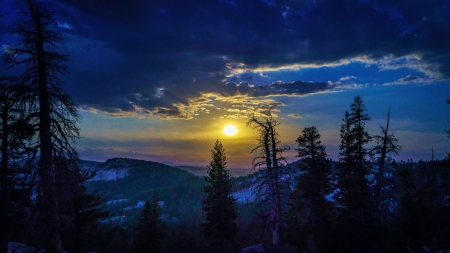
[[199, 95, 450, 253], [95, 95, 450, 253]]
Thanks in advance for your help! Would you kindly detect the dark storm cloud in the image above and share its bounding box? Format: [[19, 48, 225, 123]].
[[383, 74, 431, 86], [222, 81, 333, 97], [398, 75, 420, 83], [4, 0, 448, 118]]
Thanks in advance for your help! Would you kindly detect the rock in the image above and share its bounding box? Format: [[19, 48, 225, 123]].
[[241, 244, 266, 253], [8, 242, 72, 253], [7, 242, 38, 253], [241, 244, 301, 253]]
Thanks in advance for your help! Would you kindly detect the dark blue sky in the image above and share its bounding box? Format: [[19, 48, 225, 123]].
[[1, 0, 450, 167]]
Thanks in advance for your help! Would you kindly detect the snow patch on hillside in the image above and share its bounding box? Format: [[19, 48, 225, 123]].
[[137, 200, 147, 208], [233, 186, 256, 203], [90, 167, 130, 181], [106, 199, 129, 205], [101, 215, 127, 224], [123, 200, 147, 211]]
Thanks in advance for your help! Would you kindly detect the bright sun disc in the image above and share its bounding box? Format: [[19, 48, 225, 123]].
[[223, 125, 237, 136]]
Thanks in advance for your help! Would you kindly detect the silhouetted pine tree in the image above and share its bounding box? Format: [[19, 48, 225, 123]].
[[133, 191, 164, 253], [286, 127, 333, 253], [202, 140, 237, 253], [69, 185, 110, 253], [334, 96, 383, 253], [54, 162, 110, 253], [447, 99, 450, 159], [0, 77, 34, 253], [4, 1, 80, 252], [392, 160, 450, 252]]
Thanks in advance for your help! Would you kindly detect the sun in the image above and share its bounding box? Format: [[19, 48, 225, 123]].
[[223, 125, 237, 136]]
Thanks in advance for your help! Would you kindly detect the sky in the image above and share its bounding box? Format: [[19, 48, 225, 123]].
[[1, 0, 450, 170]]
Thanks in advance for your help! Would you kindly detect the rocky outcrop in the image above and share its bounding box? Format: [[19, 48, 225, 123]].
[[7, 242, 43, 253], [241, 244, 301, 253], [7, 242, 76, 253]]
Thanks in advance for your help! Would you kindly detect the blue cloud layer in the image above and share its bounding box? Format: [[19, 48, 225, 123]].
[[1, 0, 449, 118]]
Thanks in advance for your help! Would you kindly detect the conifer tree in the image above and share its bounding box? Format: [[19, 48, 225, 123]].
[[337, 96, 372, 211], [287, 127, 332, 253], [54, 163, 110, 253], [0, 78, 19, 253], [4, 1, 80, 252], [335, 96, 381, 253], [202, 140, 237, 253], [447, 99, 450, 159], [0, 77, 34, 253], [133, 191, 164, 253]]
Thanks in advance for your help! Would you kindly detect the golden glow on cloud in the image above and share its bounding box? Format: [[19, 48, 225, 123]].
[[223, 125, 237, 136]]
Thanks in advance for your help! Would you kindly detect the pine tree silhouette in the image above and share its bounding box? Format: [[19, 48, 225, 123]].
[[334, 96, 382, 253], [202, 140, 237, 253], [287, 126, 333, 253], [133, 191, 164, 253]]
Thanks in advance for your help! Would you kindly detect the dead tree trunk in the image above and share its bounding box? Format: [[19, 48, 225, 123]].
[[248, 113, 289, 245], [269, 126, 283, 245], [371, 107, 401, 219], [373, 108, 390, 210]]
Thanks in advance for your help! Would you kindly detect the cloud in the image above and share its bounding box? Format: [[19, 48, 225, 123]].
[[57, 22, 72, 29], [383, 75, 434, 86], [287, 113, 302, 119], [85, 80, 334, 119], [340, 76, 356, 81], [83, 147, 114, 152], [4, 0, 449, 119], [222, 80, 334, 97]]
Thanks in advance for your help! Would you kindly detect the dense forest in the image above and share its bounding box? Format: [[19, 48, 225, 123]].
[[1, 0, 450, 253]]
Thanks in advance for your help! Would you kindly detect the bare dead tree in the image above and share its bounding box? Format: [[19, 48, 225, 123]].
[[247, 112, 289, 245], [370, 107, 401, 219], [4, 1, 80, 252]]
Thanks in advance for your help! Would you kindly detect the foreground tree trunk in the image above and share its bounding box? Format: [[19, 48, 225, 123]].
[[36, 18, 61, 253]]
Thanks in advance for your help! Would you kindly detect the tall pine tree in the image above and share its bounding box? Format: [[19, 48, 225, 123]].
[[287, 127, 332, 253], [447, 99, 450, 159], [334, 96, 383, 253], [337, 96, 372, 211], [202, 140, 237, 253], [133, 191, 164, 253], [5, 1, 80, 252]]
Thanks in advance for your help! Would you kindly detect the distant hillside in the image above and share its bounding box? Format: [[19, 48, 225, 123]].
[[83, 158, 206, 226], [79, 157, 320, 251], [81, 157, 309, 228]]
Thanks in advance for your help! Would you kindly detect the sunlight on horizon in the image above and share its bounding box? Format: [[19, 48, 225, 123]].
[[223, 125, 237, 136]]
